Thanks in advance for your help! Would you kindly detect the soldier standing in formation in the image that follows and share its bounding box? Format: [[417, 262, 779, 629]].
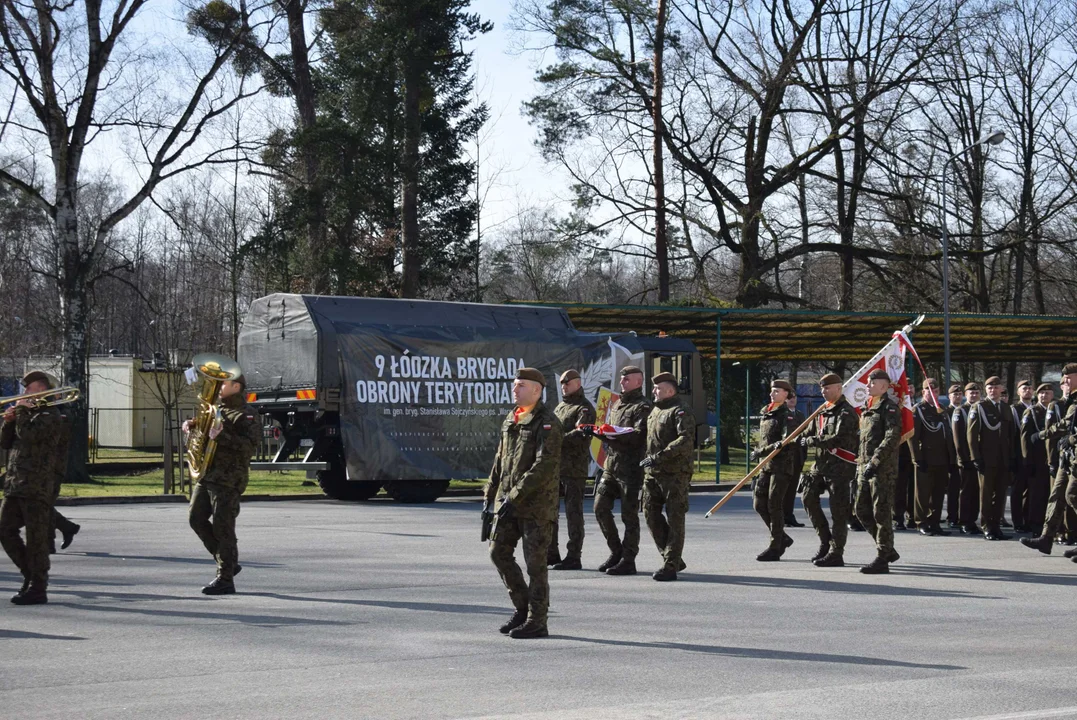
[[590, 366, 651, 576], [1010, 381, 1036, 532], [549, 369, 595, 571], [640, 372, 695, 581], [752, 379, 799, 561], [909, 378, 955, 537], [798, 373, 859, 567], [1021, 364, 1077, 557], [952, 383, 983, 534], [485, 367, 562, 639], [967, 376, 1015, 541], [783, 389, 807, 528], [0, 371, 63, 605], [184, 372, 262, 595], [855, 369, 903, 574], [944, 383, 965, 529], [1020, 383, 1054, 537]]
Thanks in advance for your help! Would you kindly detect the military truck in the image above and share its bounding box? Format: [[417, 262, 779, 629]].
[[237, 294, 707, 502]]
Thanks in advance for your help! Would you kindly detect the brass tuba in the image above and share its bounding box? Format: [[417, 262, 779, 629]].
[[185, 353, 243, 483]]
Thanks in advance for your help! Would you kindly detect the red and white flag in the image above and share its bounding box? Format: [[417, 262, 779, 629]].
[[841, 322, 930, 443]]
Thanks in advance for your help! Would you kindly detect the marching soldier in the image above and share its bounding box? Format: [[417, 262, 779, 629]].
[[550, 369, 595, 570], [1021, 364, 1077, 557], [783, 390, 807, 528], [0, 371, 62, 605], [484, 367, 562, 639], [797, 373, 858, 567], [909, 378, 955, 536], [952, 383, 982, 534], [590, 366, 651, 576], [944, 383, 964, 529], [855, 369, 903, 574], [640, 372, 695, 581], [1010, 380, 1035, 532], [752, 379, 799, 561], [967, 376, 1015, 540], [49, 408, 80, 553], [1020, 383, 1054, 537], [184, 370, 261, 595]]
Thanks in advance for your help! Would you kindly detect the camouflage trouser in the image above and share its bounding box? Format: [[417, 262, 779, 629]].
[[0, 496, 51, 587], [855, 466, 895, 556], [50, 480, 78, 543], [551, 476, 586, 561], [643, 473, 690, 570], [594, 477, 641, 560], [801, 468, 852, 553], [189, 482, 241, 582], [489, 516, 553, 624], [753, 471, 794, 550], [1040, 466, 1077, 538]]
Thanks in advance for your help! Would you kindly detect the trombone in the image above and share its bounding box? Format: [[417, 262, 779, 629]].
[[0, 387, 81, 409]]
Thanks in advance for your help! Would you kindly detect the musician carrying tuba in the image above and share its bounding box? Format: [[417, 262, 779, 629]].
[[182, 354, 262, 596]]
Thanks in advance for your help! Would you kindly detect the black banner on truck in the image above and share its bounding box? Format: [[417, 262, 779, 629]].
[[334, 323, 643, 482]]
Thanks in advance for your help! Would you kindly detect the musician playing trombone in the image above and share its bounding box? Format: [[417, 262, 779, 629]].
[[0, 371, 64, 605]]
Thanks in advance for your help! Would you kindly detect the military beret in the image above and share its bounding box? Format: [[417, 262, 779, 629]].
[[867, 369, 890, 382], [818, 373, 842, 387], [984, 376, 1003, 387], [20, 370, 55, 390], [948, 384, 963, 394], [1062, 363, 1077, 376], [652, 372, 678, 387], [964, 382, 980, 392], [771, 379, 793, 393], [619, 365, 643, 377], [1037, 383, 1054, 394], [234, 374, 247, 390], [559, 369, 580, 384], [922, 378, 938, 390], [515, 367, 546, 387], [1018, 379, 1032, 390]]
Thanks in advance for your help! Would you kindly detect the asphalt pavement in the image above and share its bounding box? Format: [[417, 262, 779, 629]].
[[2, 493, 1077, 720]]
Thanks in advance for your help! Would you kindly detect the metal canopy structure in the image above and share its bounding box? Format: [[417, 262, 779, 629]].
[[549, 304, 1077, 363]]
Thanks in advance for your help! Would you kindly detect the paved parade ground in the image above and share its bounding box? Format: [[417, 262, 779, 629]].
[[3, 493, 1077, 719]]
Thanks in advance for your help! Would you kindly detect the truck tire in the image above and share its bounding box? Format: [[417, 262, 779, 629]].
[[384, 480, 450, 504], [316, 451, 382, 501]]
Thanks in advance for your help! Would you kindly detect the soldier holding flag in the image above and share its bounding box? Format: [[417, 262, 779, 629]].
[[856, 369, 903, 574]]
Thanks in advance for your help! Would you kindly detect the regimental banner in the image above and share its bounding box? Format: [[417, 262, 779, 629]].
[[841, 328, 924, 443]]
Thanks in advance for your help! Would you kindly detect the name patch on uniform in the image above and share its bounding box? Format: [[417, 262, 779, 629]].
[[543, 424, 552, 430], [677, 410, 685, 416]]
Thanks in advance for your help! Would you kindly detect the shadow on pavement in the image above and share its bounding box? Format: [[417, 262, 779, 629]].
[[678, 573, 1001, 599], [76, 552, 284, 569], [554, 635, 966, 671], [49, 601, 359, 628], [247, 592, 506, 615], [893, 563, 1077, 587], [0, 629, 87, 641]]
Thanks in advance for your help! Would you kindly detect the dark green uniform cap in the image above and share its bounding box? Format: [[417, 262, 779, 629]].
[[867, 369, 889, 382], [1062, 363, 1077, 376], [819, 373, 842, 387], [559, 369, 580, 384], [771, 379, 793, 393], [1037, 383, 1054, 394], [652, 372, 677, 387], [948, 384, 963, 394], [985, 375, 1003, 387], [619, 365, 643, 377], [515, 367, 546, 387], [20, 371, 55, 389]]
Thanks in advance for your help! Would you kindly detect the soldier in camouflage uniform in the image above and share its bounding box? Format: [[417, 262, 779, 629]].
[[185, 369, 261, 595], [798, 373, 858, 567], [590, 366, 651, 576], [0, 371, 63, 605], [753, 379, 799, 561], [484, 367, 563, 639], [640, 372, 695, 581], [550, 369, 595, 571], [856, 368, 903, 574], [1021, 363, 1077, 557], [50, 409, 80, 552]]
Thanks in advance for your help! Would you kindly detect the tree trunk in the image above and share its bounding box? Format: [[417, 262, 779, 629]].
[[653, 0, 669, 302], [400, 60, 422, 298], [58, 199, 91, 483]]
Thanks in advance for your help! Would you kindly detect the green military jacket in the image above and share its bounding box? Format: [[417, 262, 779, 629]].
[[644, 396, 695, 479], [950, 403, 972, 465], [757, 402, 798, 476], [1021, 403, 1050, 470], [53, 410, 73, 493], [858, 393, 902, 473], [1043, 392, 1077, 468], [484, 401, 563, 523], [967, 399, 1014, 468], [803, 395, 859, 479], [201, 394, 262, 493], [0, 404, 61, 503], [909, 399, 956, 468], [600, 387, 651, 485], [554, 390, 596, 479]]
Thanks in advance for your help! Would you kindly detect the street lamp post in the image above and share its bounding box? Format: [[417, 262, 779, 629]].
[[939, 130, 1005, 386]]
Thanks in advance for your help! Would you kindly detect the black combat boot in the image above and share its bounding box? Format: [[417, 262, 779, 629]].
[[933, 524, 952, 536], [782, 533, 794, 549], [233, 564, 242, 576], [848, 517, 865, 532], [12, 584, 47, 605], [652, 566, 677, 582], [552, 557, 582, 570], [61, 523, 81, 550], [605, 558, 636, 575], [1020, 535, 1053, 554], [499, 608, 527, 634], [678, 559, 687, 571], [886, 548, 900, 564], [11, 573, 30, 602], [814, 551, 844, 567], [756, 547, 783, 562], [1063, 547, 1077, 559], [546, 548, 562, 567], [811, 541, 829, 563], [597, 551, 622, 573], [785, 514, 805, 528], [860, 556, 889, 574], [201, 577, 236, 595], [509, 618, 549, 639]]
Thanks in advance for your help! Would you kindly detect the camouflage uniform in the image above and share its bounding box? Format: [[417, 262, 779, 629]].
[[188, 394, 261, 583], [967, 398, 1015, 534], [594, 387, 651, 561], [0, 404, 61, 593], [1037, 391, 1077, 540], [753, 402, 799, 550], [50, 411, 79, 548], [854, 393, 902, 557], [800, 396, 859, 555], [484, 402, 562, 625], [642, 397, 695, 571], [551, 389, 595, 563]]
